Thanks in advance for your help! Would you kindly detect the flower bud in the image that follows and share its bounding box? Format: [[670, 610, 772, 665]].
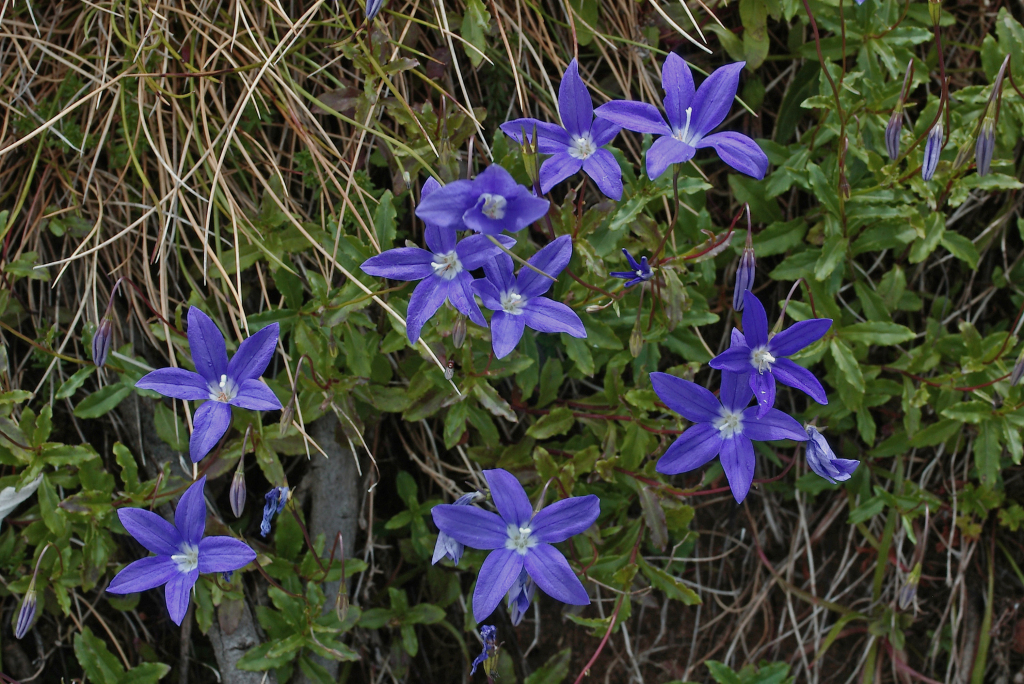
[[366, 0, 384, 20], [520, 124, 541, 192], [885, 109, 903, 161], [805, 426, 859, 483], [975, 116, 995, 177], [452, 314, 467, 349], [733, 229, 755, 312], [898, 562, 922, 610], [279, 401, 295, 436], [927, 0, 941, 26], [92, 318, 113, 368], [230, 464, 246, 518], [15, 589, 36, 639], [1010, 348, 1024, 386], [629, 324, 643, 358], [921, 120, 943, 181]]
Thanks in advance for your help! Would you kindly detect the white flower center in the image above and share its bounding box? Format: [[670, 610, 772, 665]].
[[431, 251, 463, 281], [505, 525, 537, 555], [501, 290, 526, 315], [751, 347, 776, 374], [714, 409, 743, 439], [480, 193, 507, 220], [672, 107, 694, 144], [209, 374, 238, 403], [568, 133, 597, 160], [636, 269, 644, 278], [171, 542, 200, 573]]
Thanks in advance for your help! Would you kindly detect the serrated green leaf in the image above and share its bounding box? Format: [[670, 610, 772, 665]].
[[839, 322, 916, 345], [74, 383, 132, 419], [526, 407, 575, 439]]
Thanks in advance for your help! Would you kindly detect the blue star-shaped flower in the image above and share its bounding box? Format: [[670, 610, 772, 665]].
[[610, 248, 653, 288]]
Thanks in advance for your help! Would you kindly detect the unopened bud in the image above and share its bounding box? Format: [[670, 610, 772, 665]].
[[887, 62, 913, 161], [975, 116, 995, 177], [92, 318, 113, 367], [15, 589, 36, 639], [520, 125, 541, 192], [927, 0, 941, 26], [230, 464, 246, 518], [452, 315, 467, 349], [279, 401, 295, 436], [898, 562, 922, 610], [629, 325, 643, 358], [366, 0, 385, 20], [733, 249, 755, 312], [1010, 347, 1024, 386], [921, 120, 943, 181]]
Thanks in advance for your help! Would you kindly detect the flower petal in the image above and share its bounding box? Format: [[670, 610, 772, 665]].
[[226, 323, 280, 382], [107, 555, 180, 594], [646, 136, 696, 181], [721, 369, 754, 413], [473, 549, 525, 623], [175, 476, 207, 545], [431, 504, 509, 549], [708, 345, 751, 374], [190, 402, 232, 463], [655, 422, 724, 475], [771, 358, 828, 405], [650, 372, 720, 424], [519, 235, 574, 299], [230, 379, 282, 411], [484, 468, 533, 527], [165, 569, 198, 625], [719, 436, 755, 503], [558, 59, 593, 138], [749, 371, 776, 417], [530, 495, 600, 543], [472, 277, 503, 312], [491, 311, 526, 359], [483, 253, 517, 296], [582, 149, 623, 201], [741, 290, 769, 348], [740, 407, 808, 442], [695, 131, 769, 179], [415, 179, 477, 229], [539, 153, 584, 195], [522, 298, 587, 338], [690, 62, 745, 139], [661, 53, 696, 130], [135, 368, 210, 401], [187, 308, 229, 383], [500, 118, 572, 154], [456, 234, 516, 271], [594, 101, 671, 136], [118, 507, 183, 556], [360, 248, 436, 281], [197, 536, 256, 573], [424, 223, 456, 255], [769, 318, 833, 357], [406, 278, 449, 343], [590, 117, 621, 147], [524, 543, 589, 605], [449, 272, 488, 327]]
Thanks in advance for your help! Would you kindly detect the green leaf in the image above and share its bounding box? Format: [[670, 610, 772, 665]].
[[255, 441, 286, 485], [74, 383, 132, 419], [373, 190, 397, 251], [461, 0, 491, 67], [637, 556, 701, 604], [405, 603, 446, 625], [909, 212, 945, 264], [909, 419, 962, 448], [74, 626, 124, 684], [976, 419, 1002, 489], [56, 366, 96, 399], [524, 648, 572, 684], [153, 402, 188, 452], [537, 358, 564, 408], [118, 663, 171, 684], [852, 282, 892, 323], [940, 232, 979, 269], [740, 0, 769, 68], [526, 407, 575, 439], [237, 640, 299, 670], [839, 322, 916, 345], [38, 474, 67, 537], [113, 442, 139, 492], [473, 382, 517, 423], [814, 235, 848, 281], [753, 219, 807, 256], [562, 334, 595, 376], [941, 401, 994, 424]]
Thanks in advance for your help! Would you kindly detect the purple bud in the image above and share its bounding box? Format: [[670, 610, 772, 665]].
[[733, 247, 755, 312], [1011, 349, 1024, 386], [15, 589, 36, 639], [885, 110, 903, 161], [452, 315, 467, 349], [975, 117, 995, 177], [805, 426, 860, 484], [507, 570, 535, 626], [366, 0, 384, 20], [898, 562, 922, 610], [921, 121, 944, 181], [92, 318, 113, 368], [230, 467, 246, 518]]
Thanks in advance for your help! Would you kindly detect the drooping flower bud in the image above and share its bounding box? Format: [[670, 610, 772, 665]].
[[452, 314, 467, 349], [92, 318, 113, 368], [805, 426, 859, 483], [15, 589, 36, 639], [733, 209, 755, 312], [898, 562, 922, 610], [887, 62, 914, 161], [230, 462, 246, 518], [921, 119, 944, 181], [975, 116, 995, 177], [366, 0, 385, 21], [629, 324, 643, 358]]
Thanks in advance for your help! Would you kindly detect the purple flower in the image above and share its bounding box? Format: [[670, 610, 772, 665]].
[[805, 426, 859, 483], [260, 486, 289, 537], [506, 569, 535, 626], [709, 291, 831, 417], [432, 491, 482, 565], [431, 469, 599, 623], [135, 308, 282, 463], [15, 589, 36, 639], [366, 0, 384, 19], [976, 116, 995, 177], [651, 371, 808, 503], [500, 59, 623, 200], [922, 120, 944, 181], [733, 241, 755, 311], [93, 318, 113, 368], [362, 179, 516, 343], [471, 625, 498, 675], [610, 248, 653, 288], [108, 476, 256, 625], [415, 165, 550, 236], [472, 235, 587, 359], [594, 55, 768, 181]]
